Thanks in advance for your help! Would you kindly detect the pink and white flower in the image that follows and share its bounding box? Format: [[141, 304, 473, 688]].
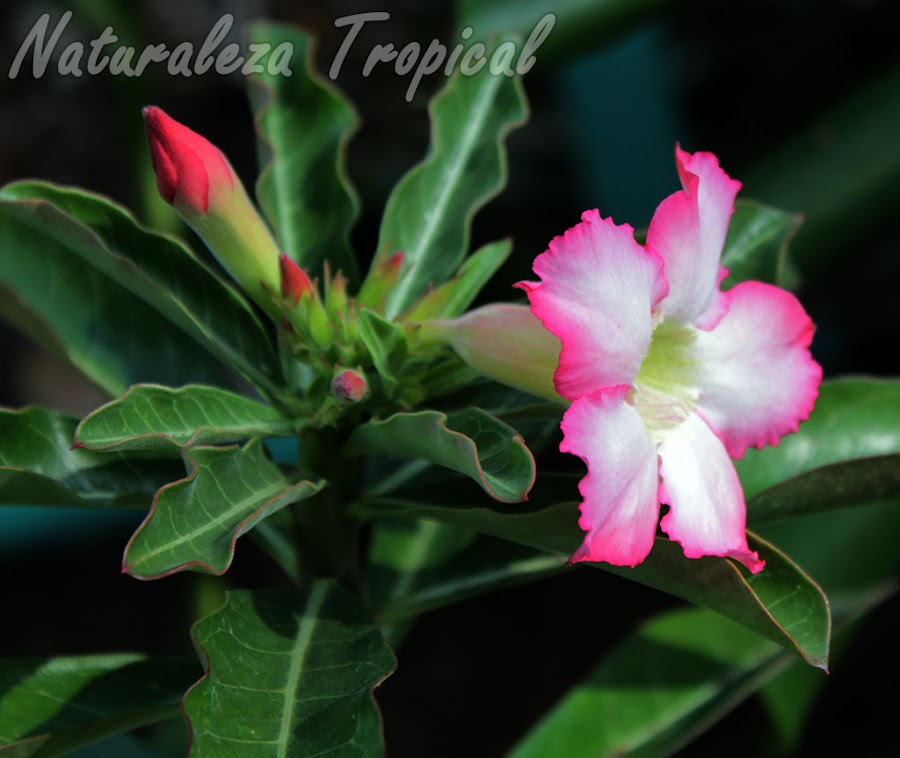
[[518, 146, 822, 573]]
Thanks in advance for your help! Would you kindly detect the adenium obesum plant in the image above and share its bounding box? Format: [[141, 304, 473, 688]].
[[2, 15, 894, 754], [444, 148, 822, 572]]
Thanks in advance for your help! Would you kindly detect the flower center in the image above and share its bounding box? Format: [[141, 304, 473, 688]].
[[632, 320, 698, 439]]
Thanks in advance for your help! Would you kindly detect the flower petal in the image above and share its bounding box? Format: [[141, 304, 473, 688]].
[[692, 280, 821, 459], [647, 147, 741, 327], [658, 413, 764, 573], [517, 210, 667, 399], [562, 386, 661, 567]]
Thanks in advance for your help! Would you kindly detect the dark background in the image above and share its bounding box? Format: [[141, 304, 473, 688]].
[[1, 1, 898, 755]]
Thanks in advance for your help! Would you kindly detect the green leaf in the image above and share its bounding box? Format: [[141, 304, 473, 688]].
[[720, 200, 802, 289], [353, 497, 830, 667], [747, 455, 900, 525], [356, 310, 409, 395], [247, 22, 359, 283], [0, 183, 283, 399], [508, 584, 889, 758], [346, 409, 536, 503], [363, 519, 473, 646], [0, 407, 179, 508], [741, 61, 900, 270], [373, 57, 528, 318], [738, 379, 900, 499], [404, 238, 513, 321], [123, 440, 325, 579], [75, 385, 294, 452], [184, 584, 395, 757], [0, 654, 196, 757], [457, 0, 674, 65], [0, 203, 225, 397], [366, 522, 565, 626]]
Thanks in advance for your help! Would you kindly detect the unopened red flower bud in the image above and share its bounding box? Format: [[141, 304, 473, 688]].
[[142, 106, 281, 312], [280, 254, 313, 304], [331, 368, 368, 403]]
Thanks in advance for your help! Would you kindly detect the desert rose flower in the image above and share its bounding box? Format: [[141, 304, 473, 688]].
[[518, 147, 822, 573], [143, 106, 281, 310]]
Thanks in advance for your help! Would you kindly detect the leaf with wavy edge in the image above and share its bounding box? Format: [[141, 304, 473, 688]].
[[0, 182, 283, 399], [0, 406, 179, 508], [75, 384, 295, 452], [247, 22, 360, 283], [346, 408, 535, 503], [184, 584, 395, 757], [123, 440, 324, 579], [372, 50, 528, 318]]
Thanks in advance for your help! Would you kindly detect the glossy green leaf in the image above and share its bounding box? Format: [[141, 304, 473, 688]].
[[123, 440, 325, 579], [720, 199, 802, 289], [0, 183, 283, 399], [184, 584, 395, 757], [738, 379, 900, 499], [509, 584, 889, 758], [75, 385, 294, 452], [404, 238, 512, 321], [356, 310, 408, 395], [747, 455, 900, 525], [354, 497, 829, 667], [0, 202, 225, 396], [347, 409, 536, 503], [0, 654, 195, 757], [247, 22, 359, 283], [0, 407, 179, 508], [373, 57, 528, 318]]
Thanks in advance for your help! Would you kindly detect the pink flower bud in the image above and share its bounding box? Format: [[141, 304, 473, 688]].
[[422, 304, 563, 402], [143, 105, 233, 215], [142, 106, 281, 313], [331, 368, 368, 403], [280, 254, 313, 304]]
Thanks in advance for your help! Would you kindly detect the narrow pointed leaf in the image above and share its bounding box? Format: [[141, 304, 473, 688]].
[[737, 379, 900, 499], [75, 385, 294, 452], [405, 238, 513, 321], [0, 407, 179, 508], [373, 57, 528, 317], [353, 498, 829, 666], [0, 183, 283, 399], [720, 199, 802, 289], [346, 409, 536, 503], [0, 654, 196, 757], [184, 585, 395, 757], [123, 440, 325, 579], [247, 22, 359, 283]]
